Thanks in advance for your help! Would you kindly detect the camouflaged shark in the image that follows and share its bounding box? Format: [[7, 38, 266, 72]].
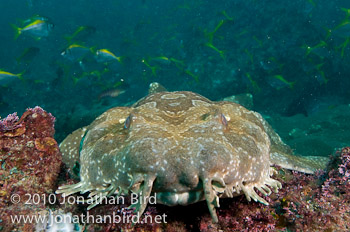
[[57, 86, 328, 222]]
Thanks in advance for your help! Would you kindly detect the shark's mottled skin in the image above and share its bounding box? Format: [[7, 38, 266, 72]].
[[57, 91, 328, 222]]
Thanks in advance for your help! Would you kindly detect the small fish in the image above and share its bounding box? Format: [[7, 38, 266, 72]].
[[147, 56, 185, 70], [260, 57, 283, 72], [201, 18, 230, 60], [142, 59, 158, 76], [303, 40, 329, 58], [94, 49, 121, 63], [11, 19, 54, 40], [169, 57, 185, 69], [21, 15, 50, 25], [184, 69, 199, 82], [205, 42, 225, 60], [64, 26, 96, 43], [267, 75, 295, 89], [16, 47, 40, 64], [0, 70, 24, 85], [205, 16, 233, 44], [149, 56, 171, 65], [313, 63, 329, 84], [83, 68, 110, 80], [61, 44, 91, 62], [332, 15, 350, 38], [341, 7, 350, 18], [337, 37, 350, 57], [245, 73, 260, 92], [98, 88, 126, 100], [221, 10, 234, 21], [206, 20, 225, 43]]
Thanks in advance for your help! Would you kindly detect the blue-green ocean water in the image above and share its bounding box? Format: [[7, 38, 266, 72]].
[[0, 0, 349, 155]]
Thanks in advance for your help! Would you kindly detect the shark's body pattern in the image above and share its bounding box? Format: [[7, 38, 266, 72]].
[[57, 91, 328, 222]]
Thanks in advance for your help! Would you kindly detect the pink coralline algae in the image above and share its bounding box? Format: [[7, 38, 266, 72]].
[[275, 147, 350, 232], [0, 113, 22, 132], [0, 107, 61, 232]]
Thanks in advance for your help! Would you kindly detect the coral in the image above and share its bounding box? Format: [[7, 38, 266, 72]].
[[0, 107, 61, 232]]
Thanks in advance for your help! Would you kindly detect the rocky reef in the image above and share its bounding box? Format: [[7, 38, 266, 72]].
[[0, 107, 62, 232]]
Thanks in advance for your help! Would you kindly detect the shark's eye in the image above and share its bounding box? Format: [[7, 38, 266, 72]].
[[124, 115, 132, 129], [220, 113, 228, 127], [200, 113, 210, 120]]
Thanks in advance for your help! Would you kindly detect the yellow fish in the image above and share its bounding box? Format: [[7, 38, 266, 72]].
[[142, 59, 158, 76], [11, 19, 54, 40], [149, 56, 171, 65], [245, 73, 260, 92], [148, 56, 185, 69], [21, 15, 50, 25], [16, 47, 40, 64], [268, 75, 295, 89], [64, 25, 96, 44], [61, 44, 91, 62], [0, 70, 24, 85], [94, 49, 121, 63]]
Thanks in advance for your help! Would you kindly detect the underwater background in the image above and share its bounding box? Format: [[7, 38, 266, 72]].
[[1, 0, 350, 156], [1, 0, 350, 231]]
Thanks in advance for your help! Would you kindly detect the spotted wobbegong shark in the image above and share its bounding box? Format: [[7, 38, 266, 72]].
[[57, 87, 329, 223]]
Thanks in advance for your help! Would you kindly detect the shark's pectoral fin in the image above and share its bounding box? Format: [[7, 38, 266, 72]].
[[59, 127, 88, 178], [270, 152, 329, 174], [258, 115, 329, 174]]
